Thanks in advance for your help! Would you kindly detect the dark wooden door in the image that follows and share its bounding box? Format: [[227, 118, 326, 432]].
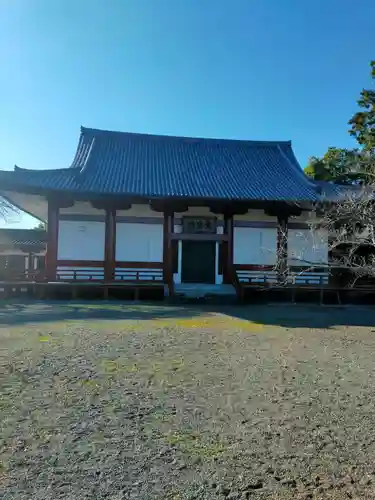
[[181, 241, 216, 284]]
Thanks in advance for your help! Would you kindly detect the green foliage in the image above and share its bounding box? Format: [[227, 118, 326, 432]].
[[306, 60, 375, 183], [304, 148, 361, 183], [349, 61, 375, 152]]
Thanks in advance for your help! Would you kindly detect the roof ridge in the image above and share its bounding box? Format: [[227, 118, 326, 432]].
[[275, 145, 319, 189], [80, 126, 292, 147]]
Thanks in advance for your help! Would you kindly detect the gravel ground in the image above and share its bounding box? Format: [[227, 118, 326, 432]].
[[2, 301, 375, 499]]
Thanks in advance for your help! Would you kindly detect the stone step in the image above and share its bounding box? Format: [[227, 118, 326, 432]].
[[174, 283, 237, 299]]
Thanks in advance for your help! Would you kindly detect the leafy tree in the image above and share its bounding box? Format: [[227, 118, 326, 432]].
[[305, 148, 361, 183], [305, 60, 375, 182], [349, 60, 375, 153], [298, 61, 375, 289]]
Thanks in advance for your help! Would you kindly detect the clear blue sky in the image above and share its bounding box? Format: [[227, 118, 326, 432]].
[[0, 0, 374, 228]]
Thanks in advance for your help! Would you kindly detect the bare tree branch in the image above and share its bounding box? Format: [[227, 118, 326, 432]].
[[309, 181, 375, 288], [0, 197, 19, 223], [260, 154, 375, 290]]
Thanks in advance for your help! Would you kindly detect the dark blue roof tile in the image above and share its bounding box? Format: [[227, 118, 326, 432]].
[[313, 180, 372, 201]]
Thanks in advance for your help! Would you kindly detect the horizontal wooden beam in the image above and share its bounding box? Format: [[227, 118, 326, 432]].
[[115, 261, 163, 269], [57, 213, 311, 229], [57, 260, 104, 267], [234, 264, 328, 273], [0, 245, 45, 253], [150, 201, 188, 213], [289, 266, 328, 273], [264, 201, 302, 218], [234, 264, 274, 270], [209, 205, 249, 216], [170, 233, 228, 241], [91, 200, 131, 210], [57, 260, 165, 269]]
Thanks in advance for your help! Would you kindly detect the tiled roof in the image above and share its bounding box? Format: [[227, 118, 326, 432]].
[[0, 127, 319, 202], [0, 167, 81, 191], [313, 180, 372, 201], [0, 229, 47, 248]]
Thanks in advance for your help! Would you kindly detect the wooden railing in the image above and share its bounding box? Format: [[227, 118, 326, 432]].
[[114, 268, 163, 282], [287, 266, 329, 286], [233, 265, 329, 287], [0, 261, 165, 285], [0, 269, 45, 282], [234, 265, 278, 286], [54, 261, 164, 284], [114, 261, 163, 283], [56, 268, 105, 281]]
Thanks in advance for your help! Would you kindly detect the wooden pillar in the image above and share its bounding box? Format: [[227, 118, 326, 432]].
[[277, 214, 288, 284], [104, 209, 116, 281], [223, 214, 234, 283], [45, 200, 59, 281], [163, 211, 174, 294], [26, 252, 32, 279]]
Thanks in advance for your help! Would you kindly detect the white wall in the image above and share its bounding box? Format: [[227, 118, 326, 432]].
[[234, 210, 310, 223], [288, 229, 328, 266], [57, 204, 327, 272], [116, 223, 163, 262], [234, 226, 328, 268], [58, 220, 105, 260], [234, 227, 277, 265]]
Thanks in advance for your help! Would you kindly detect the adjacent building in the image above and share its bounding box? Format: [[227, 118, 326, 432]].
[[0, 228, 46, 279]]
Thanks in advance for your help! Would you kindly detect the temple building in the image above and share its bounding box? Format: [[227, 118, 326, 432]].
[[0, 127, 328, 298]]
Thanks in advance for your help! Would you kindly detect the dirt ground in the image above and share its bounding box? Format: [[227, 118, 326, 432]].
[[2, 301, 375, 499]]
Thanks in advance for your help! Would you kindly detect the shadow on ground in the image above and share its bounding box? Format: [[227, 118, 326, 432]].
[[1, 299, 375, 329]]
